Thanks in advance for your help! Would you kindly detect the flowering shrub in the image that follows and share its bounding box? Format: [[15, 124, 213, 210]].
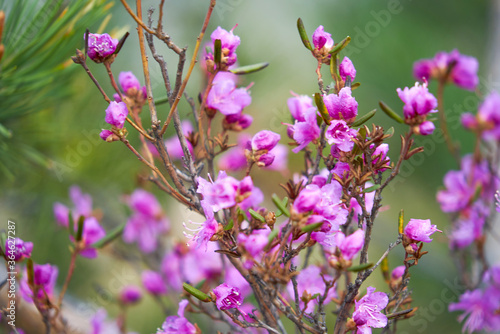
[[2, 2, 498, 334]]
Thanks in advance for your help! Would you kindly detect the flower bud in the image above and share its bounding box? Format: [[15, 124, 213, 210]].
[[119, 285, 142, 304], [251, 130, 281, 151], [105, 101, 128, 129], [339, 57, 356, 81], [419, 120, 435, 135], [86, 33, 118, 63]]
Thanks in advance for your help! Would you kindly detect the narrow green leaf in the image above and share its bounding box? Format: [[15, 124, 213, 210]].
[[0, 123, 12, 139], [224, 219, 234, 231], [183, 283, 211, 302], [92, 222, 126, 249], [379, 101, 404, 124], [155, 96, 169, 105], [297, 18, 313, 51], [229, 62, 269, 75], [351, 82, 361, 90], [348, 262, 374, 272], [351, 109, 377, 127], [301, 222, 323, 233], [329, 36, 351, 55], [272, 194, 290, 217], [27, 259, 34, 287], [75, 215, 85, 242], [68, 211, 75, 238], [363, 184, 381, 193], [385, 127, 395, 137], [314, 93, 331, 125], [267, 229, 279, 246], [249, 209, 265, 223], [214, 38, 222, 68]]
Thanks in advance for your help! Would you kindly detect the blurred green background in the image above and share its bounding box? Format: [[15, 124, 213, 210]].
[[0, 0, 494, 332]]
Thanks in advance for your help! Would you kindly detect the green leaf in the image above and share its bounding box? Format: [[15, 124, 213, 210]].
[[348, 262, 374, 272], [183, 283, 211, 302], [329, 36, 351, 55], [314, 93, 331, 125], [214, 38, 222, 68], [249, 209, 265, 223], [272, 194, 290, 217], [75, 215, 85, 242], [26, 259, 34, 287], [224, 219, 234, 231], [363, 184, 381, 193], [385, 127, 395, 137], [229, 62, 269, 75], [379, 101, 404, 124], [297, 18, 313, 51], [398, 209, 404, 235], [92, 222, 127, 249], [351, 109, 377, 127], [301, 222, 323, 233]]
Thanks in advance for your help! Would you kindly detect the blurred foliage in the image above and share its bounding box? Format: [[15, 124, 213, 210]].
[[0, 0, 112, 180]]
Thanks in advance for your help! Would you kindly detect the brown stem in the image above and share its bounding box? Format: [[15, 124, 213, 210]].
[[80, 62, 111, 103], [160, 0, 217, 135], [57, 249, 78, 309]]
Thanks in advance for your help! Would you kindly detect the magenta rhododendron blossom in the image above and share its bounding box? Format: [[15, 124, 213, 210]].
[[158, 300, 197, 334], [213, 283, 244, 311], [293, 184, 322, 213], [448, 202, 489, 249], [86, 33, 118, 63], [312, 25, 334, 51], [99, 129, 114, 142], [251, 130, 280, 151], [323, 87, 358, 121], [20, 263, 58, 302], [418, 120, 435, 135], [288, 93, 314, 122], [224, 266, 252, 298], [404, 218, 441, 243], [206, 26, 241, 67], [197, 171, 238, 212], [339, 57, 356, 81], [238, 227, 271, 258], [353, 286, 389, 333], [5, 238, 33, 262], [286, 265, 336, 313], [53, 185, 93, 227], [449, 288, 500, 333], [123, 189, 170, 253], [290, 106, 321, 153], [119, 285, 142, 304], [413, 49, 479, 91], [396, 82, 438, 119], [76, 216, 106, 258], [105, 101, 128, 128], [118, 71, 147, 99], [325, 120, 358, 152], [391, 266, 405, 280], [184, 200, 220, 251], [207, 72, 251, 116], [334, 229, 365, 261], [142, 270, 167, 296], [476, 92, 500, 140]]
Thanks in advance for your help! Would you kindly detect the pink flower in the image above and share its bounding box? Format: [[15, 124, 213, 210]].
[[293, 184, 322, 213], [213, 283, 244, 311], [53, 185, 93, 227], [396, 82, 437, 120], [290, 106, 321, 153], [206, 26, 241, 67], [404, 218, 441, 243], [323, 87, 358, 122], [76, 216, 106, 259], [197, 171, 238, 212], [142, 270, 167, 296], [218, 134, 250, 171], [224, 266, 252, 298], [118, 71, 146, 99], [286, 265, 336, 313], [161, 120, 194, 160], [477, 92, 500, 140], [413, 50, 479, 91], [335, 229, 365, 261], [5, 238, 33, 262], [123, 189, 170, 253], [251, 130, 281, 151], [449, 289, 500, 333], [119, 285, 142, 304], [339, 57, 356, 81], [238, 227, 271, 258], [207, 72, 251, 116], [418, 120, 435, 135], [158, 300, 197, 334], [391, 266, 405, 280], [325, 120, 358, 152], [99, 129, 115, 142], [288, 93, 314, 122], [105, 101, 128, 128], [86, 33, 118, 63], [353, 287, 389, 333], [20, 263, 58, 303], [225, 113, 253, 130], [312, 26, 334, 51], [184, 201, 220, 251]]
